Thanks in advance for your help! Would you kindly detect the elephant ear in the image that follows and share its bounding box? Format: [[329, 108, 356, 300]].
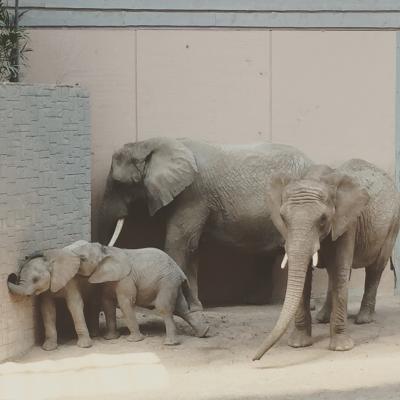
[[45, 249, 81, 293], [143, 139, 198, 216], [88, 255, 131, 283], [321, 173, 370, 241], [267, 174, 292, 238]]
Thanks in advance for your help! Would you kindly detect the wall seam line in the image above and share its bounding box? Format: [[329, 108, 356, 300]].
[[134, 29, 139, 142]]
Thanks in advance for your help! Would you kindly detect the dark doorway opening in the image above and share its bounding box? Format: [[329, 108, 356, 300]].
[[102, 204, 287, 307]]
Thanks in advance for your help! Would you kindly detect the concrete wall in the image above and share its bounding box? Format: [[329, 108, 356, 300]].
[[0, 84, 91, 362], [23, 29, 397, 302]]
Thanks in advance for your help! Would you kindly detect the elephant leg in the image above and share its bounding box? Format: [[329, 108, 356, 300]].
[[40, 293, 58, 351], [65, 282, 92, 348], [174, 289, 209, 338], [186, 252, 201, 310], [155, 284, 180, 345], [87, 297, 100, 338], [164, 204, 208, 311], [288, 264, 313, 348], [327, 230, 355, 351], [116, 290, 143, 343], [356, 260, 386, 324], [102, 286, 120, 340], [316, 274, 332, 323], [165, 243, 202, 311]]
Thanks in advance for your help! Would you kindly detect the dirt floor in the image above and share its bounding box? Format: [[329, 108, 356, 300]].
[[1, 295, 400, 400]]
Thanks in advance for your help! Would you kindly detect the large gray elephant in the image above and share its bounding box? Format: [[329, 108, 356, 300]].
[[99, 138, 312, 309], [7, 245, 102, 350], [253, 160, 400, 360]]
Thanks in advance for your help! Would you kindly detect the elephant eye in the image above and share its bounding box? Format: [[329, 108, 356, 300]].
[[319, 214, 328, 226], [32, 277, 39, 284]]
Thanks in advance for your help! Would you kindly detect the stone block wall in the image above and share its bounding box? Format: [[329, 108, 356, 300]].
[[0, 83, 91, 361]]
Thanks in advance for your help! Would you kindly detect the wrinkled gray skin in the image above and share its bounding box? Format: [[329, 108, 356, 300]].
[[7, 246, 101, 351], [254, 160, 400, 360], [70, 241, 209, 345], [100, 138, 312, 309]]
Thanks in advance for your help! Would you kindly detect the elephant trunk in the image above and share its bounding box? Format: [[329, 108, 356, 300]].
[[7, 280, 33, 296], [98, 175, 129, 245], [253, 245, 313, 361]]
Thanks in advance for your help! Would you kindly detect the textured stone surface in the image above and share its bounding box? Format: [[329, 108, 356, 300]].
[[0, 83, 91, 362]]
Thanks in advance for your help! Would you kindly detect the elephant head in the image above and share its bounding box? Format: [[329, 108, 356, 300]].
[[7, 249, 81, 296], [253, 165, 369, 360], [99, 137, 198, 246], [67, 241, 130, 279]]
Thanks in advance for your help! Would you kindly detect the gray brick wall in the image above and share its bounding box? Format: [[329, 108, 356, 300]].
[[0, 83, 91, 362]]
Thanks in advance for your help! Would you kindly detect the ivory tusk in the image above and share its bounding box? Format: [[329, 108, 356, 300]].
[[312, 252, 319, 267], [281, 253, 288, 269], [108, 218, 125, 247]]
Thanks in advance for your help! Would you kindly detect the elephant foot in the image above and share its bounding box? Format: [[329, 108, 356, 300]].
[[164, 336, 180, 346], [355, 308, 374, 324], [195, 325, 209, 338], [288, 328, 313, 348], [77, 336, 93, 348], [42, 339, 58, 351], [104, 330, 121, 340], [189, 301, 203, 312], [316, 306, 331, 324], [329, 334, 354, 351], [89, 327, 100, 338], [127, 332, 144, 342]]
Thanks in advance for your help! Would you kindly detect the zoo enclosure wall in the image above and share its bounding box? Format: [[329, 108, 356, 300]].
[[18, 0, 400, 304], [0, 84, 91, 362]]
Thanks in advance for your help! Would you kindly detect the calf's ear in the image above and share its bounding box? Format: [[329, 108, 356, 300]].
[[45, 249, 81, 292]]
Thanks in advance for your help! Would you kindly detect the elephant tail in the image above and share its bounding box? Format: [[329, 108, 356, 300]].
[[382, 196, 400, 289], [181, 279, 197, 311]]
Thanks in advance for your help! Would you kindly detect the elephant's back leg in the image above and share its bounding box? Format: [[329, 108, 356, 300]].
[[154, 281, 181, 345], [174, 288, 209, 338]]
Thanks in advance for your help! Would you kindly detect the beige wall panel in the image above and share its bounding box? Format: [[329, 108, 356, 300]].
[[271, 31, 396, 173], [24, 29, 137, 236], [137, 30, 270, 143]]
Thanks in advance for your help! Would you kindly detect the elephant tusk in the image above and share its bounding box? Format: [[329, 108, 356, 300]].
[[312, 252, 319, 267], [281, 253, 288, 269], [108, 218, 125, 247]]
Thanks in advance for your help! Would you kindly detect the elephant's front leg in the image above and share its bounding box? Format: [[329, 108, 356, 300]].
[[316, 276, 332, 323], [165, 245, 202, 311], [40, 293, 58, 351], [116, 284, 144, 343], [288, 264, 313, 348], [327, 231, 355, 351], [65, 281, 92, 348], [164, 202, 208, 311]]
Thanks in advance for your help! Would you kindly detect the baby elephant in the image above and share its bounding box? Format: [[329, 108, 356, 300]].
[[7, 246, 100, 350], [71, 242, 209, 345]]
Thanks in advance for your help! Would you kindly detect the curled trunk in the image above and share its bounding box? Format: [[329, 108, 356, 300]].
[[253, 251, 310, 361], [7, 281, 33, 296]]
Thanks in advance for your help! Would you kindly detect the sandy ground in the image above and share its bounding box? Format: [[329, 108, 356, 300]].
[[1, 295, 400, 400]]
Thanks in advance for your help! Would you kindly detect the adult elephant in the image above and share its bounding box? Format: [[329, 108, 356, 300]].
[[99, 137, 312, 310], [253, 161, 400, 360]]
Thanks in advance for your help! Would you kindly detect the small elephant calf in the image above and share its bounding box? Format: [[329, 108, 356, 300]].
[[7, 246, 100, 350], [71, 242, 209, 345]]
